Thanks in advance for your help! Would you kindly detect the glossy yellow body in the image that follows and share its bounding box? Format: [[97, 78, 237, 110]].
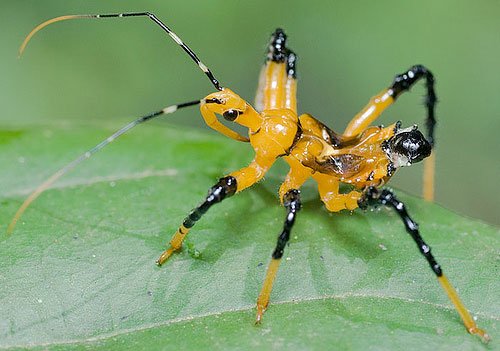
[[201, 64, 398, 206]]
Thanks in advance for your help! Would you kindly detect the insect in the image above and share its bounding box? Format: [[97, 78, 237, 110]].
[[9, 12, 489, 342]]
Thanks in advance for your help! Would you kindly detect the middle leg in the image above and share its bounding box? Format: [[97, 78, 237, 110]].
[[256, 157, 309, 322]]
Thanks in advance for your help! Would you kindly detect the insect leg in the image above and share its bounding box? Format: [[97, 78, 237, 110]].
[[255, 28, 298, 113], [343, 65, 437, 200], [156, 176, 237, 265], [359, 187, 489, 342], [343, 65, 436, 141], [256, 188, 301, 323], [313, 173, 361, 212], [157, 155, 275, 265], [391, 66, 437, 201]]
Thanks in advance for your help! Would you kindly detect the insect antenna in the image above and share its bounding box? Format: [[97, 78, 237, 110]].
[[19, 12, 222, 91], [6, 100, 200, 235]]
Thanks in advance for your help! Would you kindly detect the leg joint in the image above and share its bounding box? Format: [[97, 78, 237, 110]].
[[283, 189, 301, 212], [207, 176, 237, 203], [390, 64, 434, 98]]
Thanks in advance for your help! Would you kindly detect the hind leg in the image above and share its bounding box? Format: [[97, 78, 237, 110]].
[[256, 158, 309, 322]]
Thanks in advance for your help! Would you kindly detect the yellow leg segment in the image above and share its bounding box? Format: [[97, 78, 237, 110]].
[[423, 152, 435, 201], [280, 156, 312, 202], [343, 89, 394, 137], [255, 185, 301, 323], [156, 176, 239, 266], [230, 158, 270, 192], [156, 225, 190, 265], [437, 274, 490, 342], [314, 173, 361, 212], [256, 258, 281, 323]]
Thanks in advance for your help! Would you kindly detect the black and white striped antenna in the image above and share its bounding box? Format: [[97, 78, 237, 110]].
[[19, 12, 223, 90], [7, 99, 201, 234]]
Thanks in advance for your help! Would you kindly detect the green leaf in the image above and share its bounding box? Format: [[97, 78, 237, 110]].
[[1, 124, 498, 351]]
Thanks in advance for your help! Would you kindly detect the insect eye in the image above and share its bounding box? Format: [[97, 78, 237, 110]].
[[222, 109, 240, 121]]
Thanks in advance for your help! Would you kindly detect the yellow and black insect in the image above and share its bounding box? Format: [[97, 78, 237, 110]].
[[9, 12, 489, 342]]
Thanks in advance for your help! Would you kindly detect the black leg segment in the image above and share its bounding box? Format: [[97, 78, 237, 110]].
[[272, 189, 302, 259], [359, 187, 442, 276], [267, 28, 298, 78], [156, 176, 237, 265], [183, 176, 237, 229], [389, 65, 437, 145]]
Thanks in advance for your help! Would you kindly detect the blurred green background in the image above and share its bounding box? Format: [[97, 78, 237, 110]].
[[1, 0, 499, 225]]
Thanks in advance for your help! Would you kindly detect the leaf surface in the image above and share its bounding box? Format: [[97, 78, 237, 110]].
[[0, 124, 498, 351]]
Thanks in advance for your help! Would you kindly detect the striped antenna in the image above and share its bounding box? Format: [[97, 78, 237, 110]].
[[6, 100, 200, 235], [19, 12, 223, 91]]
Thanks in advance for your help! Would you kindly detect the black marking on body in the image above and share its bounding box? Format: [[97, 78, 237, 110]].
[[320, 125, 341, 147], [205, 98, 223, 104], [285, 123, 303, 155], [316, 154, 364, 178], [367, 171, 375, 181]]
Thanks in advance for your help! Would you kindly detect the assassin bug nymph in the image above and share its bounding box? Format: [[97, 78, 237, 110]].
[[9, 13, 489, 342]]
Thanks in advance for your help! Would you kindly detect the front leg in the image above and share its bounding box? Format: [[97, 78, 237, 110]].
[[359, 187, 489, 342], [157, 155, 274, 265]]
